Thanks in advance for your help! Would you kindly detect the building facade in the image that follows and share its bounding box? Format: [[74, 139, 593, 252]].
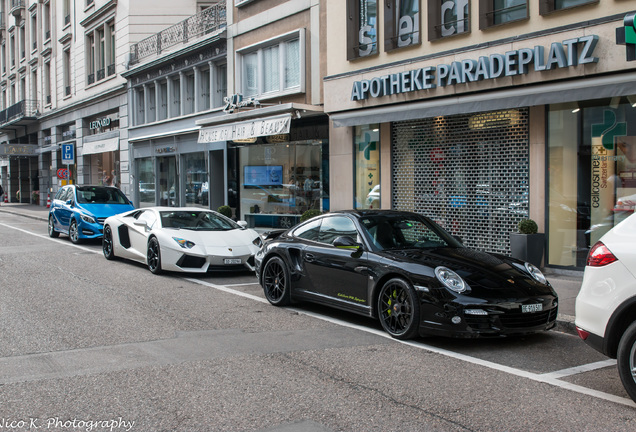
[[195, 0, 328, 228], [0, 0, 215, 206], [324, 0, 636, 269]]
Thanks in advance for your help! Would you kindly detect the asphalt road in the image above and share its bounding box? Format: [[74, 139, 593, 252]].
[[0, 213, 634, 432]]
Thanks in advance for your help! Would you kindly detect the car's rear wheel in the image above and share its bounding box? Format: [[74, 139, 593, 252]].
[[377, 278, 420, 340], [48, 215, 59, 238], [262, 256, 291, 306], [617, 321, 636, 403], [147, 237, 163, 274], [69, 219, 81, 244], [103, 225, 116, 260]]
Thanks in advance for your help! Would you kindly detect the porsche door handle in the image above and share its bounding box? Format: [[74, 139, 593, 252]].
[[304, 253, 316, 263]]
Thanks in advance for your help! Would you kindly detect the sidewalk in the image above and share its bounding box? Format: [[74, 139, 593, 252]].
[[0, 202, 581, 335]]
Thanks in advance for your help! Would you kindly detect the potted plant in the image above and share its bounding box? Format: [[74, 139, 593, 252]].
[[301, 209, 322, 222], [510, 219, 545, 268], [217, 205, 233, 219]]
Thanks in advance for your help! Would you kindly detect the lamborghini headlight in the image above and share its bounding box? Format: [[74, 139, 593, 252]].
[[173, 237, 195, 249]]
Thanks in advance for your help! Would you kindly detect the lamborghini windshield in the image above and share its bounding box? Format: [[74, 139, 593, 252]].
[[159, 211, 240, 231]]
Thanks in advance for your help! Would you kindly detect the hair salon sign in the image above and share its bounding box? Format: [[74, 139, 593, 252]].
[[351, 36, 599, 101]]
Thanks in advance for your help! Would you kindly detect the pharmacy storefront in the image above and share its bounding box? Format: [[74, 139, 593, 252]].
[[326, 13, 636, 269]]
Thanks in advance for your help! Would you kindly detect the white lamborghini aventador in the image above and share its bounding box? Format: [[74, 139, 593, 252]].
[[102, 207, 262, 274]]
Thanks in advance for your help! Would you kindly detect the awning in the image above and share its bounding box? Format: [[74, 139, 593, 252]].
[[82, 137, 119, 155], [330, 72, 636, 127]]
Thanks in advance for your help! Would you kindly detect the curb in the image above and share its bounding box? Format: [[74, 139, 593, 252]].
[[0, 208, 48, 222], [556, 314, 577, 336]]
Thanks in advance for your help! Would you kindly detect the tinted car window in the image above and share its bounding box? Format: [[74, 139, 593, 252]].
[[292, 218, 321, 241], [360, 215, 462, 250], [76, 186, 130, 204], [319, 216, 359, 245], [54, 188, 67, 200]]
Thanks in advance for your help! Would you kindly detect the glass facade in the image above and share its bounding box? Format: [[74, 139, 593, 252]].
[[548, 99, 636, 267], [354, 124, 381, 209], [237, 139, 328, 228], [137, 157, 155, 208]]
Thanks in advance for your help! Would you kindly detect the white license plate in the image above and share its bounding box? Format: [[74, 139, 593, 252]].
[[521, 304, 543, 313], [224, 259, 242, 265]]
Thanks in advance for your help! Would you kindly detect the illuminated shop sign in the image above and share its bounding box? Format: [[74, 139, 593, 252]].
[[351, 35, 599, 101]]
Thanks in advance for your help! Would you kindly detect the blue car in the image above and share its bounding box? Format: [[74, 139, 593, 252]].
[[48, 185, 135, 244]]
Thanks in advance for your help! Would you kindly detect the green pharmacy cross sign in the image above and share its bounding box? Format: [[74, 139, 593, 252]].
[[592, 110, 627, 151], [617, 13, 636, 61]]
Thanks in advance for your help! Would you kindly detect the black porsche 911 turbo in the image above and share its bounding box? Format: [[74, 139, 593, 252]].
[[255, 210, 558, 340]]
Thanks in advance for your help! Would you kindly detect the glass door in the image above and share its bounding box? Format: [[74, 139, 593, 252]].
[[158, 156, 179, 207]]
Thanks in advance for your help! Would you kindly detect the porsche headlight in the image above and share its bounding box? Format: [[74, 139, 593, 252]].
[[252, 236, 263, 247], [435, 266, 467, 293], [525, 262, 547, 285], [173, 237, 195, 249], [80, 214, 96, 224]]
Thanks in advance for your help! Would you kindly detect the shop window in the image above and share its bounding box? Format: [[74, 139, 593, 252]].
[[539, 0, 597, 15], [354, 124, 380, 209], [548, 99, 636, 267], [428, 0, 470, 41], [347, 0, 378, 60], [237, 30, 304, 99], [479, 0, 527, 29], [384, 0, 420, 52], [238, 139, 325, 228]]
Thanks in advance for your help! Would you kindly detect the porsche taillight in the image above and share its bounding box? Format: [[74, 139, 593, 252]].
[[586, 241, 618, 267]]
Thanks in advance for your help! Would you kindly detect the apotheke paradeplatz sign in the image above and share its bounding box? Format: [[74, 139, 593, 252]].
[[351, 36, 599, 101]]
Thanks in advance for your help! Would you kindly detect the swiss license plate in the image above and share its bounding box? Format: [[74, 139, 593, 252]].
[[224, 258, 242, 265], [521, 303, 543, 313]]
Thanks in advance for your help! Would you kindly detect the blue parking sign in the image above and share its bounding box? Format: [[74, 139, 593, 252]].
[[62, 143, 75, 164]]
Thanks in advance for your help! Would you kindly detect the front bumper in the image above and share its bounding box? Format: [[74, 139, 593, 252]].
[[78, 220, 104, 239], [418, 300, 559, 338]]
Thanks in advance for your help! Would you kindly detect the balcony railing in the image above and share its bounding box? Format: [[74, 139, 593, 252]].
[[129, 2, 226, 66], [0, 99, 39, 126]]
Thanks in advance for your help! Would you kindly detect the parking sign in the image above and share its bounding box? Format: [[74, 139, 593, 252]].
[[62, 143, 75, 164]]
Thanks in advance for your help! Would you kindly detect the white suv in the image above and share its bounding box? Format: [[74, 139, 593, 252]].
[[576, 213, 636, 402]]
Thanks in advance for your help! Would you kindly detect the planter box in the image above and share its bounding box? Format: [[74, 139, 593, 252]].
[[510, 233, 545, 268]]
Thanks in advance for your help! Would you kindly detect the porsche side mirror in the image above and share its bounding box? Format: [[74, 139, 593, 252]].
[[333, 236, 362, 250], [453, 235, 463, 244]]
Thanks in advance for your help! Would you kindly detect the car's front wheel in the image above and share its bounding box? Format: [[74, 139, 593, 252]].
[[69, 219, 81, 244], [103, 225, 116, 260], [617, 321, 636, 403], [147, 237, 163, 274], [262, 256, 291, 306], [48, 215, 59, 238], [377, 278, 420, 340]]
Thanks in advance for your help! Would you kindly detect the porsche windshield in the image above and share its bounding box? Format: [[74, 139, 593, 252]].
[[360, 215, 463, 250], [160, 211, 239, 231]]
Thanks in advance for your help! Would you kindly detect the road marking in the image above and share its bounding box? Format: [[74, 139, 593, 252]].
[[187, 276, 636, 409], [2, 220, 634, 408], [541, 359, 617, 379]]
